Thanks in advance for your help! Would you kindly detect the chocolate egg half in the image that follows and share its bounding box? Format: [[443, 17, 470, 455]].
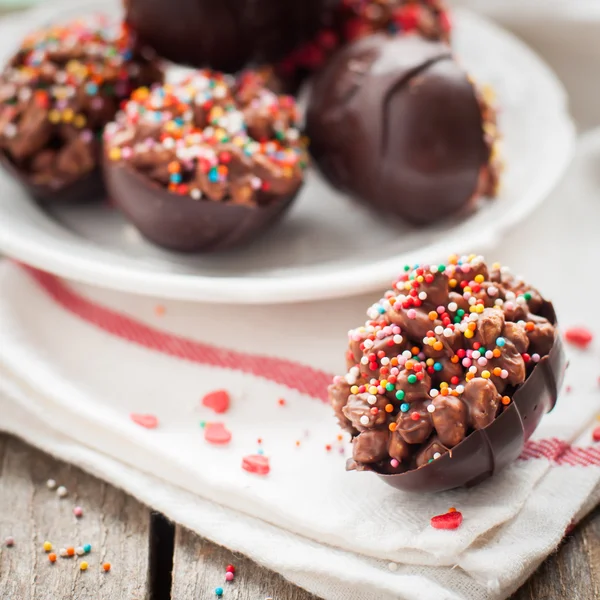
[[306, 34, 500, 224]]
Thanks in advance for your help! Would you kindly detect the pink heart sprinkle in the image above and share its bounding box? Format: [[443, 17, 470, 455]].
[[242, 455, 270, 476], [130, 413, 159, 429], [204, 422, 232, 445], [430, 511, 463, 530], [564, 327, 593, 349], [202, 390, 231, 414]]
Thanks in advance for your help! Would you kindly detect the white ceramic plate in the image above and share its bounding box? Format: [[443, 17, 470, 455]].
[[0, 0, 575, 304]]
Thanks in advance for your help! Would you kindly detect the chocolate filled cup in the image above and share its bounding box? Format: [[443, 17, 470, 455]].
[[373, 302, 566, 492], [0, 16, 162, 205], [329, 256, 566, 493], [103, 71, 308, 252], [104, 157, 297, 252]]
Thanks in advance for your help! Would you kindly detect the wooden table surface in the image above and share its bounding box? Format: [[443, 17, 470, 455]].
[[0, 434, 597, 599]]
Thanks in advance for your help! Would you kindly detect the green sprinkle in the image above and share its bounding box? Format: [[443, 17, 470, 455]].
[[437, 265, 446, 273], [457, 309, 465, 317], [407, 374, 418, 384], [403, 265, 411, 272], [524, 292, 532, 301], [396, 390, 405, 401], [200, 421, 206, 428], [386, 383, 395, 392]]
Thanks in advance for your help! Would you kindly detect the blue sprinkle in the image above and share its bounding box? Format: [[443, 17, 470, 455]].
[[208, 169, 219, 183], [83, 544, 91, 554], [122, 49, 132, 61], [85, 82, 98, 95], [377, 305, 386, 314], [257, 448, 264, 455], [400, 403, 410, 413], [496, 337, 506, 347], [433, 362, 443, 372], [170, 173, 182, 184], [215, 587, 224, 597]]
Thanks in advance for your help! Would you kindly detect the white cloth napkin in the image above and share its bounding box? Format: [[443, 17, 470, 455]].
[[1, 132, 600, 600]]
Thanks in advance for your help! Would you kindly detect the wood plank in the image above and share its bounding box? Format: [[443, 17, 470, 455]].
[[512, 506, 600, 600], [0, 434, 151, 600], [171, 525, 317, 600]]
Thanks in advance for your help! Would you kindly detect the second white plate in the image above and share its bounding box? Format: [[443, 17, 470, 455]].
[[0, 2, 575, 304]]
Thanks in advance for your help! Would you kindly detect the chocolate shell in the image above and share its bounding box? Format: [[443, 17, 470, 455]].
[[125, 0, 333, 73], [372, 301, 566, 492], [103, 158, 297, 252], [306, 34, 497, 225]]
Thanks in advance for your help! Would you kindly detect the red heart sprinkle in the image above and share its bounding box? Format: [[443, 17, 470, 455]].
[[564, 327, 593, 349], [592, 426, 600, 443], [202, 390, 231, 414], [130, 414, 159, 429], [204, 422, 232, 445], [431, 511, 463, 530], [242, 455, 270, 476]]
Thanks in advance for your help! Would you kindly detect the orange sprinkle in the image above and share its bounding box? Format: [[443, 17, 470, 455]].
[[493, 348, 502, 358], [525, 322, 535, 332], [337, 434, 344, 442], [448, 507, 457, 513], [411, 346, 420, 356], [385, 404, 394, 413], [405, 360, 414, 370], [67, 547, 75, 557], [451, 355, 459, 364], [493, 367, 502, 377], [103, 562, 111, 572], [48, 553, 57, 563], [433, 342, 444, 352], [390, 358, 399, 367], [167, 161, 180, 174], [295, 440, 301, 447], [449, 278, 458, 288], [441, 388, 449, 396], [502, 396, 511, 405], [428, 311, 438, 321], [389, 423, 397, 432], [154, 304, 166, 316], [466, 372, 475, 381], [468, 322, 477, 331]]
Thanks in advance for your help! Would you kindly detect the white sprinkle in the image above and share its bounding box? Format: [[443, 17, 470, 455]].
[[505, 291, 516, 301], [448, 302, 458, 312], [418, 292, 427, 301], [360, 356, 369, 365], [56, 486, 68, 498], [433, 452, 441, 459], [363, 339, 374, 349], [434, 326, 444, 335], [402, 350, 412, 359], [469, 366, 478, 374], [76, 547, 85, 556], [468, 297, 477, 305], [367, 395, 378, 406], [494, 298, 504, 307], [443, 328, 454, 338], [388, 562, 398, 572], [190, 188, 202, 200], [456, 385, 465, 394], [516, 296, 527, 305], [472, 351, 481, 359], [59, 548, 68, 557], [46, 479, 57, 490], [380, 357, 390, 366], [393, 335, 403, 345], [487, 286, 498, 297], [430, 389, 439, 398], [359, 415, 370, 427], [427, 404, 435, 413]]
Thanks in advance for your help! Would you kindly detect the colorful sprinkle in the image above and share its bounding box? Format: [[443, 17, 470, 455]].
[[431, 510, 463, 530], [130, 413, 159, 429], [202, 390, 231, 414], [204, 422, 232, 445], [242, 454, 270, 475], [564, 327, 593, 349]]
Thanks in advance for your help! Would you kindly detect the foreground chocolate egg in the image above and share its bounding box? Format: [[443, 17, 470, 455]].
[[103, 71, 308, 252], [328, 255, 566, 492], [0, 17, 162, 204], [306, 34, 500, 225], [124, 0, 332, 73]]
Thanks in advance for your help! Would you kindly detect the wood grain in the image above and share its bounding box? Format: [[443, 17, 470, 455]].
[[171, 525, 317, 600], [512, 505, 600, 600], [0, 434, 151, 600]]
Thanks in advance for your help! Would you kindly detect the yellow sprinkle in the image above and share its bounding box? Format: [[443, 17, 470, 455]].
[[481, 370, 491, 379], [492, 262, 501, 270], [48, 109, 61, 124], [350, 386, 359, 395], [73, 114, 86, 128], [368, 386, 378, 395], [464, 286, 472, 294], [380, 380, 388, 387], [416, 276, 424, 283], [426, 358, 434, 366], [474, 274, 484, 284], [80, 561, 88, 571], [108, 147, 121, 161], [449, 279, 458, 288], [43, 541, 52, 552], [464, 330, 474, 339], [62, 108, 74, 123]]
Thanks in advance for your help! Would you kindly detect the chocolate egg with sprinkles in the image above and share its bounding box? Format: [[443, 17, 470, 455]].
[[329, 254, 567, 492], [103, 70, 308, 252], [0, 16, 163, 204], [306, 34, 501, 225]]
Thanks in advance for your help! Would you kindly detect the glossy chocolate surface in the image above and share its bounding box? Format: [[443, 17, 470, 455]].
[[125, 0, 333, 72], [306, 34, 490, 224], [104, 158, 297, 252]]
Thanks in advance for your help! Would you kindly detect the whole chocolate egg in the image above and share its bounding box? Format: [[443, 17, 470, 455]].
[[306, 34, 499, 224], [125, 0, 335, 73]]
